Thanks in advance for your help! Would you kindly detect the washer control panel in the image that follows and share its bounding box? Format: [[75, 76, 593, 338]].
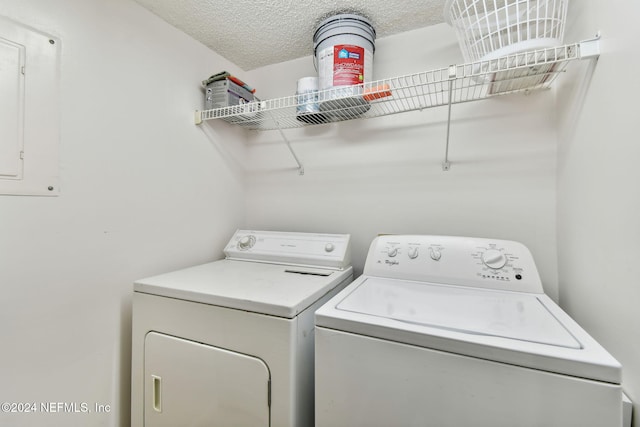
[[224, 230, 351, 270], [364, 235, 543, 293]]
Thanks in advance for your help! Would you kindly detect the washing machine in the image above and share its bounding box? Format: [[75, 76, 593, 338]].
[[131, 230, 352, 427], [315, 235, 623, 427]]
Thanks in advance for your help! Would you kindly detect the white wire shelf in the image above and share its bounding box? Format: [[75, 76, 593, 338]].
[[195, 40, 599, 131]]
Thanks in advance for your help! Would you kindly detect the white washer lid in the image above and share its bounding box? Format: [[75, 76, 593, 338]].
[[316, 276, 621, 384], [134, 259, 352, 318], [336, 277, 580, 348]]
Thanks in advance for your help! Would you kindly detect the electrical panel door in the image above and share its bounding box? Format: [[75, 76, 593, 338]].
[[0, 36, 24, 179]]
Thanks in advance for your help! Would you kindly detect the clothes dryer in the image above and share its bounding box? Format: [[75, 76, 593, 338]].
[[131, 230, 352, 427], [315, 235, 622, 427]]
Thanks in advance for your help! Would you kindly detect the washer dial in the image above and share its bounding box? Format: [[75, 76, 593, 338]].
[[482, 249, 507, 270]]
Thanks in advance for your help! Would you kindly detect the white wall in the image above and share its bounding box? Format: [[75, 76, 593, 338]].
[[557, 1, 640, 425], [0, 0, 245, 425], [3, 1, 635, 426], [245, 24, 560, 299]]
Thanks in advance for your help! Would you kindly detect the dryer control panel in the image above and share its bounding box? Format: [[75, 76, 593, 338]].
[[224, 230, 351, 270], [363, 235, 543, 293]]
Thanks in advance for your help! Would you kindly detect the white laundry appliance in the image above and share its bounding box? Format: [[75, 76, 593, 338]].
[[315, 235, 623, 427], [131, 230, 352, 427]]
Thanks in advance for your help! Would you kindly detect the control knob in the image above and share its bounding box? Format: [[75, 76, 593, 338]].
[[238, 235, 256, 250], [408, 247, 419, 259], [325, 243, 335, 253], [387, 247, 398, 257], [482, 249, 507, 269]]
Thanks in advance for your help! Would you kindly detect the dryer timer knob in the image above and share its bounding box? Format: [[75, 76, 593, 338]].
[[238, 235, 256, 250]]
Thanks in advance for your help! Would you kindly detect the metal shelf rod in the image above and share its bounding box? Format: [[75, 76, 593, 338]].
[[443, 65, 456, 171]]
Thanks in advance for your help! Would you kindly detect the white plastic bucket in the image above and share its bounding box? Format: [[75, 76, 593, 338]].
[[313, 14, 376, 118], [444, 0, 569, 62]]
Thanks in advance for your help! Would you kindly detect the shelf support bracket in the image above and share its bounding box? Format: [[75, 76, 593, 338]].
[[578, 32, 601, 60], [276, 125, 304, 176], [266, 112, 304, 176], [442, 65, 457, 171]]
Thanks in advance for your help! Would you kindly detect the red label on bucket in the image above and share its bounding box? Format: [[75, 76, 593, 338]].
[[333, 44, 365, 86]]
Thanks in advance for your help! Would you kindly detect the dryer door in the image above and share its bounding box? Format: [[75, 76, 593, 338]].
[[144, 332, 270, 427]]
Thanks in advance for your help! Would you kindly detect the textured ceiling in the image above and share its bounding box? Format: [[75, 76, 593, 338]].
[[133, 0, 448, 70]]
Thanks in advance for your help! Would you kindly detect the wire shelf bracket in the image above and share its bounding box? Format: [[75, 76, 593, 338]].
[[269, 113, 305, 176], [443, 65, 456, 171]]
